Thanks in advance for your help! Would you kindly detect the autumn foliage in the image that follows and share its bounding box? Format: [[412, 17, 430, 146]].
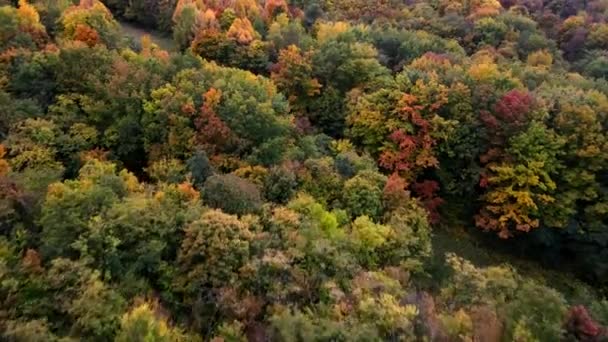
[[73, 24, 99, 47], [2, 0, 608, 340], [194, 88, 238, 154]]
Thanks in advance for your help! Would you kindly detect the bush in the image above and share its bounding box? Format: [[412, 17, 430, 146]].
[[380, 200, 433, 269], [334, 151, 377, 178], [187, 149, 214, 189], [202, 174, 263, 215], [146, 158, 186, 183], [177, 210, 253, 289], [264, 165, 298, 204], [300, 157, 343, 205], [504, 281, 567, 341]]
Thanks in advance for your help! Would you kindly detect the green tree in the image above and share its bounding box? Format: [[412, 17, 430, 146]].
[[38, 159, 135, 259], [342, 170, 386, 220], [187, 149, 214, 189], [74, 182, 202, 280], [142, 65, 291, 158], [381, 198, 432, 270], [176, 209, 253, 290], [349, 215, 391, 267], [67, 279, 125, 340], [474, 17, 508, 47], [503, 281, 567, 341], [172, 4, 197, 50], [263, 165, 298, 204]]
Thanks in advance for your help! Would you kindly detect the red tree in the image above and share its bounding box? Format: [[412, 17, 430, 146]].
[[194, 88, 238, 154], [565, 306, 606, 341], [412, 180, 444, 224], [379, 94, 439, 175], [379, 94, 445, 223]]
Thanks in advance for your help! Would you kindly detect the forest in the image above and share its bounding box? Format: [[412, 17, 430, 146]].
[[0, 0, 608, 340]]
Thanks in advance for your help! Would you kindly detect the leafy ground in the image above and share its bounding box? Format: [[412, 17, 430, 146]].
[[118, 20, 174, 51], [431, 226, 602, 304]]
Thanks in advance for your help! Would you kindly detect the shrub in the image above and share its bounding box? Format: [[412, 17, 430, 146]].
[[264, 165, 298, 204], [202, 174, 263, 215]]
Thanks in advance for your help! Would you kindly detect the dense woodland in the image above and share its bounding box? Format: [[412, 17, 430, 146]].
[[1, 0, 608, 340]]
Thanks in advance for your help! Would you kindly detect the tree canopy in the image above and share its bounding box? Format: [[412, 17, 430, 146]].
[[1, 0, 608, 340]]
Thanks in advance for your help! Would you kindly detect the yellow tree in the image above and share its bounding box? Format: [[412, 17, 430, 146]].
[[226, 17, 257, 44], [17, 0, 45, 31], [60, 0, 120, 47], [0, 145, 9, 176], [231, 0, 260, 19], [476, 161, 556, 238], [476, 122, 565, 238], [115, 302, 188, 341], [271, 45, 321, 113]]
